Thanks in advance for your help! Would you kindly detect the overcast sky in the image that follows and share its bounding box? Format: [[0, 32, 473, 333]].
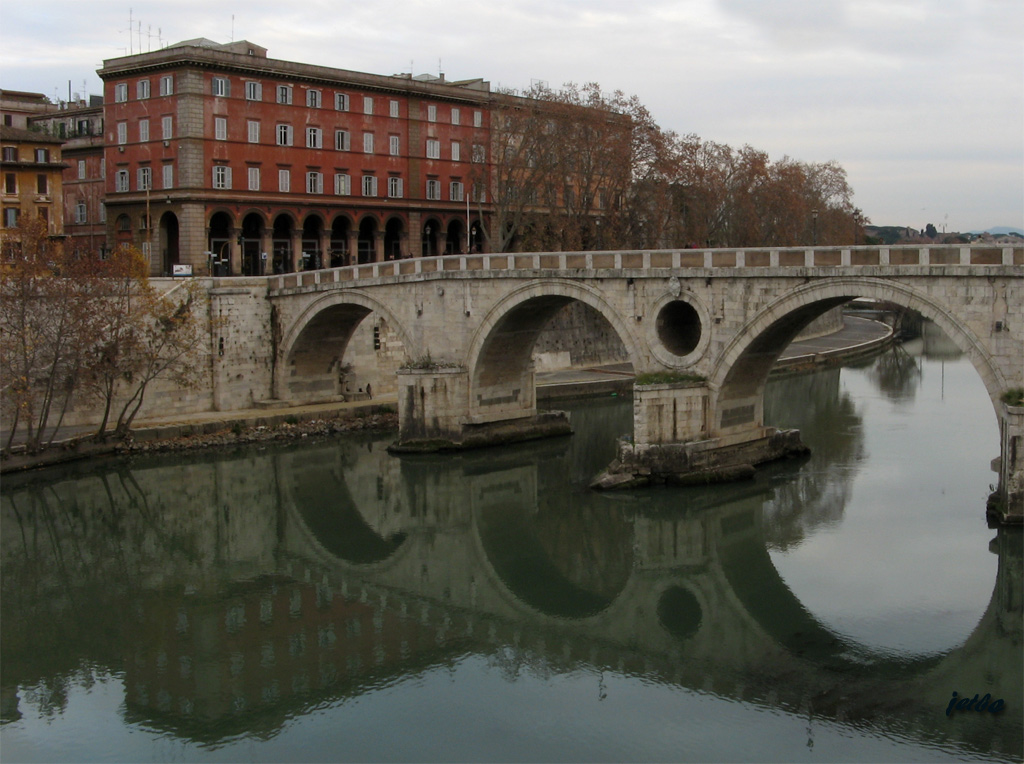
[[2, 0, 1021, 232]]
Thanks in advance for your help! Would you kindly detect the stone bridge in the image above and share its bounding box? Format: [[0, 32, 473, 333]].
[[229, 244, 1023, 515]]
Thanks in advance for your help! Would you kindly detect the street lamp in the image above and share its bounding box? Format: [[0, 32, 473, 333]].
[[812, 209, 819, 247]]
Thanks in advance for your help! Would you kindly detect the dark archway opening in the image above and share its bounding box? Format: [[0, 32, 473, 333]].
[[330, 218, 350, 267], [358, 218, 377, 264], [159, 211, 179, 276], [272, 215, 293, 274], [384, 218, 403, 260], [241, 213, 264, 276], [302, 216, 323, 270], [445, 219, 463, 255], [207, 211, 232, 276]]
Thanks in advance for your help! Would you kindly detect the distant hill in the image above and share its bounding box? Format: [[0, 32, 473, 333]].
[[970, 227, 1023, 236]]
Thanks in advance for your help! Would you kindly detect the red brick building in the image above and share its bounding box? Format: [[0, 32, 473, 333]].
[[98, 39, 494, 276]]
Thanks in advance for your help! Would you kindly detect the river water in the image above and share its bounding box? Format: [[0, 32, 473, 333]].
[[1, 326, 1021, 763]]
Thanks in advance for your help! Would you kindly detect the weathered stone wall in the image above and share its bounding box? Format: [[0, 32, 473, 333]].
[[533, 301, 630, 371]]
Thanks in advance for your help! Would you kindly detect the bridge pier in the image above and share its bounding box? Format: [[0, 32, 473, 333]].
[[990, 402, 1024, 523], [591, 380, 809, 489], [389, 368, 571, 452]]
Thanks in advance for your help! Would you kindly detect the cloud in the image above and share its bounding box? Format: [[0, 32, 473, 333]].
[[0, 0, 1020, 229]]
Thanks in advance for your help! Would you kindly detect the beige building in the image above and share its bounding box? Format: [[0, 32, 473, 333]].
[[0, 125, 66, 238]]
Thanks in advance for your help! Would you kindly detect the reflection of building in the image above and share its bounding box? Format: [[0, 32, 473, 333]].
[[124, 576, 460, 738], [0, 125, 66, 237], [98, 39, 494, 276]]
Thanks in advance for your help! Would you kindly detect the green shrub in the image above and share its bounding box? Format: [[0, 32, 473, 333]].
[[1002, 387, 1024, 407]]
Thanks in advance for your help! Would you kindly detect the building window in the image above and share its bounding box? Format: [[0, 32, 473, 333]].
[[4, 173, 16, 193], [117, 122, 127, 145], [473, 110, 482, 127], [246, 81, 262, 101], [277, 85, 293, 104], [212, 165, 232, 189], [2, 147, 16, 161], [278, 169, 290, 192], [362, 175, 377, 197], [335, 93, 349, 111], [426, 139, 440, 159], [3, 208, 19, 228], [137, 79, 150, 100], [472, 182, 486, 202], [363, 96, 373, 115], [388, 176, 403, 198], [306, 127, 322, 149], [451, 141, 461, 162], [162, 116, 173, 140], [35, 148, 50, 163], [214, 117, 227, 141], [77, 159, 86, 180], [389, 100, 399, 118], [212, 77, 230, 97], [389, 135, 400, 156], [115, 169, 129, 192], [306, 171, 323, 194], [427, 104, 437, 122], [450, 181, 464, 202], [159, 75, 173, 96], [451, 107, 460, 126], [363, 133, 374, 154], [335, 130, 350, 151], [306, 89, 321, 108], [472, 144, 486, 163], [162, 163, 173, 189], [277, 124, 293, 146], [99, 202, 106, 222], [114, 82, 127, 102], [137, 166, 152, 191], [426, 179, 440, 200], [248, 166, 260, 191], [334, 173, 350, 196], [74, 202, 87, 224], [247, 120, 260, 143], [36, 174, 47, 194], [138, 119, 149, 142]]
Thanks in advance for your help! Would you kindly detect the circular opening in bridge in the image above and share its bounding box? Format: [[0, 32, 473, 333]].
[[657, 586, 702, 641], [656, 300, 702, 357]]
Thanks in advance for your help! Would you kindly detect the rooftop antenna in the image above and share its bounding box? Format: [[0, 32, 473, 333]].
[[158, 27, 163, 49], [231, 14, 235, 42], [137, 20, 142, 55], [125, 8, 134, 54]]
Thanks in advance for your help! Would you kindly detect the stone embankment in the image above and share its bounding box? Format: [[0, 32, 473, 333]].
[[1, 407, 397, 473]]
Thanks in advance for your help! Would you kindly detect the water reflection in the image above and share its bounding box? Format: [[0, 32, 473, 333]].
[[1, 353, 1021, 762]]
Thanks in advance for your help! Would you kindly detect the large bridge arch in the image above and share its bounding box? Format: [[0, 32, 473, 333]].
[[276, 290, 417, 402], [711, 277, 1008, 436], [465, 280, 642, 421]]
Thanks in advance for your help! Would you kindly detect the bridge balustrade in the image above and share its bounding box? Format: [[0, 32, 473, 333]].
[[268, 244, 1022, 290]]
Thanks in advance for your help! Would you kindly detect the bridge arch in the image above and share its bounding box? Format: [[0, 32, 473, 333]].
[[277, 290, 417, 402], [711, 277, 1007, 434], [466, 280, 642, 419]]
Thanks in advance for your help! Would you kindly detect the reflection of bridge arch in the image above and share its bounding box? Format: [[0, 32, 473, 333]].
[[275, 446, 416, 574], [713, 278, 1006, 433], [276, 290, 415, 401]]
